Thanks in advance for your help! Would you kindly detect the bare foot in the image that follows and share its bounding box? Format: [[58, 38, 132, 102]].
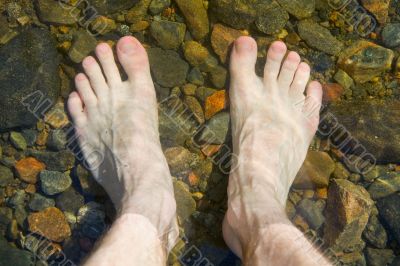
[[67, 37, 178, 250], [223, 37, 322, 259]]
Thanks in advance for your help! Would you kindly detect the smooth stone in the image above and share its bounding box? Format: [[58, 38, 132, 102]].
[[296, 199, 325, 230], [326, 100, 400, 163], [183, 96, 205, 124], [0, 28, 59, 130], [362, 215, 388, 249], [211, 24, 245, 63], [21, 129, 37, 147], [255, 4, 289, 34], [9, 132, 27, 150], [0, 235, 34, 266], [46, 129, 67, 151], [68, 29, 97, 63], [56, 187, 85, 214], [36, 0, 78, 25], [365, 248, 395, 266], [125, 0, 151, 24], [376, 194, 400, 244], [0, 207, 12, 228], [183, 41, 219, 73], [173, 180, 196, 221], [149, 0, 170, 14], [324, 179, 373, 252], [74, 164, 106, 197], [187, 68, 204, 86], [277, 0, 315, 18], [298, 20, 343, 55], [174, 0, 209, 40], [0, 165, 14, 187], [197, 112, 230, 144], [40, 170, 72, 195], [88, 0, 138, 14], [382, 23, 400, 48], [367, 173, 400, 199], [293, 151, 335, 188], [209, 66, 227, 89], [150, 20, 186, 50], [334, 69, 355, 90], [148, 48, 189, 87], [29, 193, 55, 211], [77, 202, 106, 239], [27, 149, 75, 172], [337, 40, 394, 83], [8, 190, 27, 208]]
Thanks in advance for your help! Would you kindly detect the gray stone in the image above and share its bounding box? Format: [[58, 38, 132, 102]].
[[368, 173, 400, 199], [376, 194, 400, 245], [390, 257, 400, 266], [14, 206, 27, 228], [10, 132, 27, 150], [40, 170, 72, 195], [277, 0, 315, 19], [326, 100, 400, 164], [365, 248, 394, 266], [77, 202, 106, 239], [297, 199, 325, 230], [21, 129, 37, 147], [0, 235, 34, 266], [382, 23, 400, 48], [56, 187, 84, 214], [150, 20, 186, 50], [88, 0, 138, 14], [298, 20, 343, 55], [0, 28, 60, 130], [0, 165, 14, 187], [29, 193, 55, 211], [148, 48, 189, 87], [28, 149, 75, 172], [255, 4, 289, 34], [198, 112, 230, 144], [8, 190, 27, 208], [362, 215, 387, 249], [36, 0, 79, 25], [188, 68, 204, 86], [46, 129, 67, 151], [174, 180, 196, 221], [68, 29, 97, 63], [149, 0, 170, 14], [209, 66, 227, 89]]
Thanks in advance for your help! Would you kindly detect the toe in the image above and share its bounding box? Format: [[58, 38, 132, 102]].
[[74, 73, 97, 109], [95, 43, 122, 86], [264, 41, 287, 82], [230, 36, 258, 78], [278, 51, 301, 91], [303, 81, 323, 121], [68, 91, 87, 128], [82, 56, 109, 98], [289, 62, 310, 101], [116, 36, 152, 83]]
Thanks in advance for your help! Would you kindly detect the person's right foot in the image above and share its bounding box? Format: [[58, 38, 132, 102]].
[[223, 37, 322, 258]]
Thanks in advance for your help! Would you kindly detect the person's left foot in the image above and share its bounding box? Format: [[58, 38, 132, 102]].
[[67, 37, 178, 250]]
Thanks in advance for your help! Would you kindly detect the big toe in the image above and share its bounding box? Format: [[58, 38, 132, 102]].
[[230, 36, 258, 80]]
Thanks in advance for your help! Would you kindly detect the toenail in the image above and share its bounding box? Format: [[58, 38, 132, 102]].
[[120, 40, 137, 54], [83, 57, 95, 67], [97, 43, 109, 53], [76, 73, 86, 81], [271, 42, 286, 53], [235, 39, 253, 53]]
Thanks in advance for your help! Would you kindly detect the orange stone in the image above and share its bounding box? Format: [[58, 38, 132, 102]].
[[25, 184, 37, 194], [360, 0, 390, 24], [204, 90, 227, 120], [316, 187, 328, 199], [15, 157, 46, 184], [211, 24, 246, 63], [44, 102, 69, 129], [188, 172, 200, 186], [322, 83, 343, 103], [28, 207, 71, 242], [201, 144, 222, 157]]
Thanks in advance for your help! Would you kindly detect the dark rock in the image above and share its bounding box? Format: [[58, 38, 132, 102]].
[[173, 180, 196, 221], [209, 66, 227, 89], [8, 190, 27, 208], [40, 170, 72, 195], [337, 40, 394, 83], [362, 215, 387, 248], [36, 0, 78, 25], [74, 164, 105, 196], [376, 194, 400, 244], [365, 248, 394, 266], [0, 235, 34, 266], [197, 112, 230, 144], [14, 206, 27, 228], [255, 4, 289, 34], [150, 20, 186, 50], [325, 100, 400, 164], [28, 149, 75, 171], [277, 0, 315, 19], [390, 257, 400, 266], [21, 129, 37, 147], [148, 48, 189, 87], [149, 0, 170, 14], [68, 29, 97, 64], [0, 207, 12, 228], [77, 202, 106, 239], [29, 193, 55, 211], [174, 0, 209, 40], [368, 172, 400, 199], [56, 187, 84, 214], [381, 23, 400, 48], [0, 28, 60, 130], [298, 20, 343, 55], [46, 129, 67, 151], [296, 199, 325, 230], [187, 68, 204, 86], [125, 0, 151, 24], [88, 0, 138, 14], [324, 179, 373, 252], [0, 165, 14, 187]]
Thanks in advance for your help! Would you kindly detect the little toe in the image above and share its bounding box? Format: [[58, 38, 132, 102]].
[[278, 51, 301, 91], [95, 43, 122, 86], [116, 36, 152, 83], [264, 41, 287, 82], [289, 62, 310, 102], [82, 56, 109, 98], [68, 91, 87, 128], [74, 73, 97, 109], [229, 36, 258, 79]]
